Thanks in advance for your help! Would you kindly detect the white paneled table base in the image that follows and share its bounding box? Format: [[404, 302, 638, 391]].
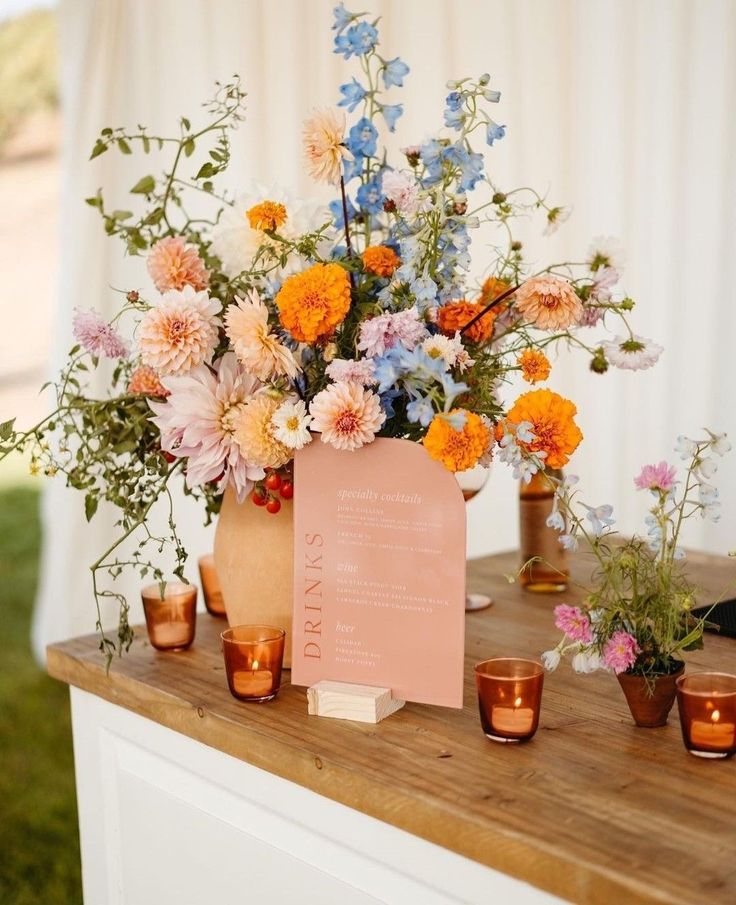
[[70, 690, 561, 905]]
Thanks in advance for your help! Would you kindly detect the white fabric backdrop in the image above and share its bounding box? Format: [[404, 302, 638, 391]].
[[33, 0, 736, 658]]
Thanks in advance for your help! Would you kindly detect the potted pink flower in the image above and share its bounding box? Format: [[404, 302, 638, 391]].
[[542, 431, 732, 727]]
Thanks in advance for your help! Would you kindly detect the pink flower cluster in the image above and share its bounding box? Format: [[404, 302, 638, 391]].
[[72, 308, 129, 359], [325, 357, 377, 385], [357, 307, 427, 357], [601, 630, 640, 674], [553, 605, 594, 644], [634, 460, 677, 493]]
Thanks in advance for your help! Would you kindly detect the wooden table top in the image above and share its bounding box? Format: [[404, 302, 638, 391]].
[[48, 550, 736, 905]]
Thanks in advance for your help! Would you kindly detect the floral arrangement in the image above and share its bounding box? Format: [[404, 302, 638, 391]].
[[0, 4, 658, 659], [541, 431, 732, 681]]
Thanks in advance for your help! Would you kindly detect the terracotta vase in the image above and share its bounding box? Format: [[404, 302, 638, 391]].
[[617, 665, 685, 728], [213, 486, 294, 667]]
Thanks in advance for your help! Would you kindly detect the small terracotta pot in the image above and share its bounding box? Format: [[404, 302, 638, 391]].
[[617, 665, 685, 728]]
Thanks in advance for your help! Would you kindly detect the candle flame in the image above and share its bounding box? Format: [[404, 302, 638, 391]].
[[252, 659, 259, 671], [711, 709, 720, 723], [514, 696, 522, 708]]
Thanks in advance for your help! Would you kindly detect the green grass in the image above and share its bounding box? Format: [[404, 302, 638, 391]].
[[0, 486, 82, 905]]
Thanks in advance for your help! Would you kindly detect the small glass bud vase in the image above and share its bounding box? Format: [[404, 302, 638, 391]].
[[519, 469, 569, 593], [221, 625, 286, 702], [141, 582, 197, 652], [475, 658, 544, 743]]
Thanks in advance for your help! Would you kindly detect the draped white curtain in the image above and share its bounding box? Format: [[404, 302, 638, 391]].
[[33, 0, 736, 658]]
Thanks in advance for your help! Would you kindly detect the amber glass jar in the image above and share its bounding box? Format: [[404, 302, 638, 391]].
[[519, 469, 568, 593]]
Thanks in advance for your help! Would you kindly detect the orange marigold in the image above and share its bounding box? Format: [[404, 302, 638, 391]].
[[479, 276, 512, 306], [362, 245, 400, 277], [518, 349, 551, 384], [422, 409, 491, 473], [503, 388, 583, 469], [437, 300, 495, 344], [246, 201, 287, 232], [276, 262, 351, 343]]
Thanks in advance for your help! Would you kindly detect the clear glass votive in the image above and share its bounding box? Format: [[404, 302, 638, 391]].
[[221, 625, 286, 702], [676, 673, 736, 759], [141, 581, 197, 651], [475, 658, 544, 743], [198, 554, 227, 617]]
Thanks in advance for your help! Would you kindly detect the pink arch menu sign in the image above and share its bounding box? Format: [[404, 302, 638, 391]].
[[291, 437, 467, 708]]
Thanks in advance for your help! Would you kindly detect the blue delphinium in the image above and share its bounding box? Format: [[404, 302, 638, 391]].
[[410, 268, 439, 309], [335, 21, 378, 59], [347, 117, 378, 157], [356, 179, 383, 215], [407, 396, 434, 428], [338, 78, 367, 112], [382, 57, 410, 88], [381, 104, 403, 132], [444, 106, 465, 131], [486, 120, 506, 146], [329, 197, 357, 230], [332, 2, 354, 35]]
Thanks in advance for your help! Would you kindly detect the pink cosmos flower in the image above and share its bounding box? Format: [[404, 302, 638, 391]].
[[602, 630, 640, 674], [72, 308, 129, 358], [149, 352, 264, 502], [553, 604, 594, 644], [634, 461, 677, 493], [357, 307, 427, 357], [325, 358, 377, 385]]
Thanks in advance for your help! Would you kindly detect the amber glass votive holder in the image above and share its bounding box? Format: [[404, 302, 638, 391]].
[[221, 625, 285, 702], [676, 673, 736, 759], [198, 554, 227, 617], [475, 658, 544, 743], [141, 582, 197, 651]]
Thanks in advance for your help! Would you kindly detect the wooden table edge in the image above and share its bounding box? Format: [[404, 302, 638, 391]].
[[47, 642, 685, 905]]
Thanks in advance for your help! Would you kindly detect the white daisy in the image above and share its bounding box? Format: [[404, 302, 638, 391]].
[[272, 399, 312, 450], [421, 332, 475, 371], [601, 334, 663, 371]]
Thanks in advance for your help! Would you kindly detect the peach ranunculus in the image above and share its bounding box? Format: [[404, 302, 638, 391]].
[[514, 275, 583, 331], [147, 236, 209, 293], [303, 108, 353, 186], [503, 388, 583, 469]]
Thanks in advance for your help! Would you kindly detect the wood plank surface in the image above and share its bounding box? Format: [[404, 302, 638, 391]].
[[47, 549, 736, 905]]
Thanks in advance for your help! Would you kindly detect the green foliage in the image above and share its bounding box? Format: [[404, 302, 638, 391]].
[[0, 487, 81, 905]]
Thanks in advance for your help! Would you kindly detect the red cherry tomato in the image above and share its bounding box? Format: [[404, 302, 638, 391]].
[[252, 490, 267, 507], [162, 451, 176, 464], [264, 472, 282, 492], [279, 480, 294, 500], [266, 497, 281, 515]]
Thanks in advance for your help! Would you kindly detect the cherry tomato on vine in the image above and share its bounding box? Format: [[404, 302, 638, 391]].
[[266, 497, 282, 515], [279, 480, 294, 500], [252, 490, 267, 507], [264, 473, 282, 492]]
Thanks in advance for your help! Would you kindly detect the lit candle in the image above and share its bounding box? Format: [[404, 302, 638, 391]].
[[231, 659, 274, 698], [491, 697, 535, 735], [690, 710, 736, 749]]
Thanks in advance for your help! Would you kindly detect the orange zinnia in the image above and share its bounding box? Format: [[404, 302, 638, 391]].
[[423, 409, 491, 472], [503, 389, 582, 469], [362, 245, 400, 278], [276, 262, 351, 343], [518, 349, 551, 384], [437, 300, 495, 344]]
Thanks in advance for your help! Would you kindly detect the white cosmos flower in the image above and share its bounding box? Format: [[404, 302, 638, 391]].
[[601, 335, 663, 371], [708, 431, 732, 456], [271, 399, 312, 450], [588, 235, 625, 273], [572, 650, 601, 674], [541, 649, 561, 671], [210, 181, 330, 278]]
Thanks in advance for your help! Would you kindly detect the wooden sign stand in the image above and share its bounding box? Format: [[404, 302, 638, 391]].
[[307, 680, 405, 724]]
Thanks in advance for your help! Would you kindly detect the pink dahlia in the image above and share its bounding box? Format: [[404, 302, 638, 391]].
[[602, 630, 640, 674], [309, 382, 385, 451], [325, 357, 377, 386], [634, 461, 677, 493], [553, 604, 594, 644], [357, 307, 427, 358], [149, 352, 263, 502], [147, 236, 210, 293], [138, 286, 220, 376], [72, 308, 129, 358]]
